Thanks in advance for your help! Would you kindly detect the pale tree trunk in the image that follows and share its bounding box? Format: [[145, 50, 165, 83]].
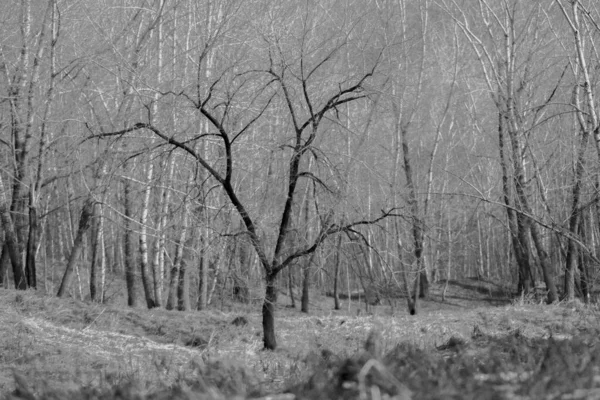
[[147, 0, 167, 308], [139, 163, 157, 308], [150, 156, 173, 308], [57, 200, 94, 298]]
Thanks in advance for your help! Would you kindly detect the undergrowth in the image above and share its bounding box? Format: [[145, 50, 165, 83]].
[[3, 284, 600, 399], [5, 328, 600, 399]]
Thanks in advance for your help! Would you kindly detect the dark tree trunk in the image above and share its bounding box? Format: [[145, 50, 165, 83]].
[[400, 124, 428, 299], [333, 235, 342, 310], [123, 179, 138, 307], [197, 238, 207, 310], [498, 111, 533, 296], [0, 175, 26, 290], [89, 206, 99, 302], [301, 252, 315, 313], [57, 200, 94, 298], [515, 214, 533, 295], [0, 249, 9, 288], [178, 260, 190, 311], [262, 270, 278, 350], [287, 264, 296, 308], [577, 214, 591, 302], [25, 192, 38, 289], [166, 262, 179, 310]]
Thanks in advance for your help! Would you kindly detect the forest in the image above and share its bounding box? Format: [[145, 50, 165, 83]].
[[2, 0, 600, 352]]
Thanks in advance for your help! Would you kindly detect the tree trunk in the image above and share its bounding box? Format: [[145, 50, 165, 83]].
[[123, 178, 138, 307], [177, 258, 191, 311], [139, 163, 156, 309], [560, 23, 592, 300], [400, 124, 428, 299], [57, 200, 94, 298], [498, 112, 533, 294], [197, 230, 208, 310], [287, 264, 296, 308], [166, 219, 187, 310], [301, 253, 315, 313], [0, 175, 26, 289], [0, 249, 9, 288], [25, 190, 38, 289], [262, 270, 278, 350], [89, 202, 101, 301], [333, 235, 342, 310]]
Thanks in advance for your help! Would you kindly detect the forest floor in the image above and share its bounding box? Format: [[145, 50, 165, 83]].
[[1, 278, 600, 399]]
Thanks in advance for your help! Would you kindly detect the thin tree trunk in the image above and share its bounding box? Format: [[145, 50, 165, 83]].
[[139, 163, 156, 309], [197, 224, 208, 310], [25, 189, 38, 288], [287, 264, 296, 308], [57, 200, 94, 298], [332, 234, 342, 310], [564, 119, 589, 299], [503, 12, 557, 303], [123, 178, 138, 307], [300, 179, 313, 313], [400, 124, 428, 299], [498, 111, 533, 295], [90, 202, 101, 301]]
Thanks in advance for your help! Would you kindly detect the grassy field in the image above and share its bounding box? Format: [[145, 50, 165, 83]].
[[1, 279, 600, 399]]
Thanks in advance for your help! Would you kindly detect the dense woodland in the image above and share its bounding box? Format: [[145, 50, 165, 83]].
[[2, 0, 600, 349]]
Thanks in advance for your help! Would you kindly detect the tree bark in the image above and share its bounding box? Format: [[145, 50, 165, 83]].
[[400, 124, 429, 299], [333, 234, 342, 310], [0, 174, 26, 289], [196, 225, 208, 310], [287, 264, 296, 308], [138, 163, 156, 309], [123, 178, 138, 307], [262, 270, 278, 350], [301, 252, 315, 313], [57, 200, 94, 298], [166, 215, 187, 310], [177, 258, 191, 311], [25, 189, 38, 289]]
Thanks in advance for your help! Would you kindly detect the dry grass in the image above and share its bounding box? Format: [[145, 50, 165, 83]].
[[1, 280, 600, 399]]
